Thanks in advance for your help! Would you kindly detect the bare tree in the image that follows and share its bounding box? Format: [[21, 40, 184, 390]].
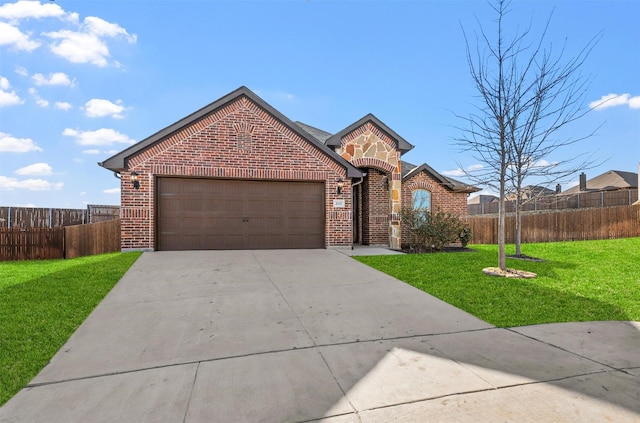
[[455, 0, 599, 269]]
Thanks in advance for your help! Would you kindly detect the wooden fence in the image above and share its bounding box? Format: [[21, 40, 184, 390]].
[[468, 188, 638, 215], [65, 219, 121, 259], [0, 228, 65, 260], [0, 205, 120, 228], [0, 219, 121, 261], [466, 205, 640, 244]]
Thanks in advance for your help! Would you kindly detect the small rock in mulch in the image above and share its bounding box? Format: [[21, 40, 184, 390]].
[[482, 267, 537, 279]]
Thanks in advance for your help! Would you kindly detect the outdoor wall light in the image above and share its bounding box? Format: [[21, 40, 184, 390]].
[[130, 171, 140, 190], [336, 178, 344, 195]]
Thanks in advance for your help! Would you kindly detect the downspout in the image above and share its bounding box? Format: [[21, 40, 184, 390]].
[[351, 175, 365, 189]]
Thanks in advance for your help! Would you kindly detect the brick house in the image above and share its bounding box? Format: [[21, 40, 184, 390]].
[[100, 86, 478, 251]]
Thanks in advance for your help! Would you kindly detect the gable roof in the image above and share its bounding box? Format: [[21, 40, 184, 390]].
[[401, 161, 480, 193], [99, 86, 363, 178], [562, 170, 638, 194], [324, 113, 414, 153], [295, 122, 333, 144]]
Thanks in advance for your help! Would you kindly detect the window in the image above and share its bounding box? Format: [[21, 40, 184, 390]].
[[412, 189, 431, 211]]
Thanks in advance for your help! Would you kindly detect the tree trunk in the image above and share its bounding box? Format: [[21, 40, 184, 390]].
[[498, 157, 507, 270], [515, 196, 522, 256]]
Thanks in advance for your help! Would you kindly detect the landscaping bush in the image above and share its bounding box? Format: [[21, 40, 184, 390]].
[[459, 225, 473, 247], [401, 207, 470, 251]]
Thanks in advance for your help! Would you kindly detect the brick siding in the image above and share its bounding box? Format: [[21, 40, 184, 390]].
[[362, 168, 390, 245], [401, 171, 470, 244], [120, 96, 352, 250]]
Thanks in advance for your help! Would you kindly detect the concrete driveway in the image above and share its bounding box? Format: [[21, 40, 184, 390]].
[[1, 249, 639, 422]]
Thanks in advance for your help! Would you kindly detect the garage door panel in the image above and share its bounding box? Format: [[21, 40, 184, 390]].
[[157, 178, 324, 250]]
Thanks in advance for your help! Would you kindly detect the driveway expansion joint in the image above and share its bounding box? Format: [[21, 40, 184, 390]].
[[505, 327, 624, 372]]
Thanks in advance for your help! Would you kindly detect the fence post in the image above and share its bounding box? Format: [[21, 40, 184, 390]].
[[7, 207, 10, 228]]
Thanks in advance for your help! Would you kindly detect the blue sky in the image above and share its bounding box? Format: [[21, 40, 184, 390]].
[[1, 0, 638, 208]]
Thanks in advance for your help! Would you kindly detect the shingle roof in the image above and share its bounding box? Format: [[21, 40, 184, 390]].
[[99, 86, 363, 178], [294, 122, 333, 144], [562, 170, 638, 194], [401, 161, 480, 193]]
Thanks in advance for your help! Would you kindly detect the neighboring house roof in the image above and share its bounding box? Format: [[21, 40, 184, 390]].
[[99, 86, 363, 178], [468, 194, 499, 204], [562, 170, 638, 194], [324, 114, 414, 153], [507, 185, 555, 200], [401, 161, 480, 193]]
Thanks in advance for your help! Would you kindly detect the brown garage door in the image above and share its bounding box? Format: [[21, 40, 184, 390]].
[[157, 178, 325, 250]]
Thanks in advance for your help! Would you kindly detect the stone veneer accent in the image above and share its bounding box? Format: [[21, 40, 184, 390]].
[[336, 123, 402, 249]]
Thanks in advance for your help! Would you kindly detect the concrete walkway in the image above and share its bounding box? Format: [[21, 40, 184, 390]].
[[1, 250, 639, 422]]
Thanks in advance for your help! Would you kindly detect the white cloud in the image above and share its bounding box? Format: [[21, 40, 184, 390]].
[[63, 128, 135, 146], [43, 16, 136, 67], [55, 101, 72, 110], [84, 16, 136, 42], [103, 187, 120, 194], [14, 66, 28, 76], [0, 22, 39, 51], [1, 2, 134, 67], [84, 98, 125, 118], [589, 93, 640, 110], [0, 1, 67, 21], [45, 30, 110, 66], [82, 149, 101, 154], [0, 76, 23, 107], [32, 72, 73, 86], [0, 175, 62, 191], [0, 132, 42, 152], [441, 168, 465, 177], [15, 162, 52, 176], [27, 87, 48, 107], [442, 164, 484, 177]]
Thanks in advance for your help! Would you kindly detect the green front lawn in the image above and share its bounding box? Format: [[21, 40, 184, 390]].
[[0, 252, 141, 406], [356, 238, 640, 328]]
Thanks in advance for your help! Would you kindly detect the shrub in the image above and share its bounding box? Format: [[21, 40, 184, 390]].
[[459, 226, 473, 247], [401, 207, 468, 252]]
